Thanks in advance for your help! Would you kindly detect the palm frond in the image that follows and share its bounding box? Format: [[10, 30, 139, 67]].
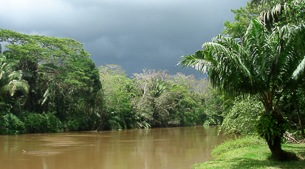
[[8, 70, 22, 80], [275, 22, 305, 81], [259, 3, 289, 29], [5, 80, 29, 96], [292, 56, 305, 79], [41, 88, 50, 105], [178, 50, 210, 73], [0, 70, 3, 80]]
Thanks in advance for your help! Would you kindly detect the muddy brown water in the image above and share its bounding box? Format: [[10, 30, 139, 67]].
[[0, 126, 229, 169]]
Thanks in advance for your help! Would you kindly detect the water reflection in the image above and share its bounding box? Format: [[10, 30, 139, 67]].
[[0, 126, 228, 169]]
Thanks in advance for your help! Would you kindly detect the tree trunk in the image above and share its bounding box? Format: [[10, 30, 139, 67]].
[[266, 135, 285, 160], [264, 110, 298, 161], [266, 133, 298, 161]]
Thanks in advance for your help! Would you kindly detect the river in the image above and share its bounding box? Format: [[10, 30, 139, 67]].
[[0, 126, 229, 169]]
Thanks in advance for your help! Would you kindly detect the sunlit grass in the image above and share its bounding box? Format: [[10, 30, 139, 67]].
[[193, 136, 305, 169]]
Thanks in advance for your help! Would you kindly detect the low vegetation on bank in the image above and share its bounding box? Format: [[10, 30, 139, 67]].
[[193, 136, 305, 169]]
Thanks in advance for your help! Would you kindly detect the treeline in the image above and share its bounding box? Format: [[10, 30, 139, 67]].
[[0, 29, 228, 134], [99, 65, 230, 130]]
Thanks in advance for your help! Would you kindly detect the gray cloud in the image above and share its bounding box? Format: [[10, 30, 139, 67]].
[[0, 0, 248, 77]]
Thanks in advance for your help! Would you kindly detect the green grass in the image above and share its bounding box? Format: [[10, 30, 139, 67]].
[[193, 136, 305, 169]]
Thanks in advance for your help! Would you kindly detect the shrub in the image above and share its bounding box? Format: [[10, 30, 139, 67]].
[[221, 97, 263, 135], [23, 112, 62, 133], [23, 113, 45, 133], [256, 113, 289, 142], [67, 119, 80, 131], [0, 113, 26, 135], [44, 112, 62, 132]]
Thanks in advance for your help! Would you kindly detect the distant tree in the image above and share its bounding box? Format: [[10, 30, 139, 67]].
[[132, 70, 170, 127], [99, 64, 126, 76], [98, 64, 142, 129], [202, 86, 233, 126], [132, 70, 208, 127]]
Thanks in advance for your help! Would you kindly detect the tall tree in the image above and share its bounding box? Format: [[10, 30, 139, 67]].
[[0, 54, 29, 112], [179, 18, 305, 160], [0, 29, 102, 130], [98, 64, 139, 130]]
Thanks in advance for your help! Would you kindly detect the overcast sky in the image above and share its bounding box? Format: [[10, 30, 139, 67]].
[[0, 0, 248, 77]]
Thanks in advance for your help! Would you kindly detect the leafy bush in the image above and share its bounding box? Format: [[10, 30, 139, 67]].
[[45, 112, 63, 132], [23, 113, 44, 133], [256, 113, 289, 142], [67, 119, 80, 131], [0, 113, 26, 135], [23, 112, 62, 133], [221, 97, 263, 135], [66, 113, 98, 131], [178, 111, 198, 126]]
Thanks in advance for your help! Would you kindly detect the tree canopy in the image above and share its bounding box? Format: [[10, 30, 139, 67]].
[[0, 28, 220, 134], [0, 29, 102, 133]]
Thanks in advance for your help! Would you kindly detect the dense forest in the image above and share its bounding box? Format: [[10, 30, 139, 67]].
[[0, 29, 228, 134]]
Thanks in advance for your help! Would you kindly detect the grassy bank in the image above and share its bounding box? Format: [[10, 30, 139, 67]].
[[193, 136, 305, 169]]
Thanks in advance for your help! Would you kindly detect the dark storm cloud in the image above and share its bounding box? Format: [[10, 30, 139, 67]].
[[0, 0, 248, 76]]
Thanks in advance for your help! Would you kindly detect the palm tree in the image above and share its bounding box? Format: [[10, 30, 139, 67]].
[[179, 19, 305, 160], [0, 54, 29, 112]]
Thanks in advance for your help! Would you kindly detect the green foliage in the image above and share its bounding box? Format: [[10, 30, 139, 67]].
[[223, 3, 261, 39], [132, 70, 170, 127], [168, 83, 205, 126], [223, 0, 283, 38], [97, 67, 210, 130], [45, 112, 63, 132], [221, 97, 263, 135], [0, 55, 29, 112], [107, 112, 126, 130], [99, 65, 139, 130], [203, 88, 233, 126], [277, 87, 305, 138], [0, 29, 216, 134], [256, 114, 289, 142], [66, 119, 80, 131], [0, 113, 26, 135], [0, 29, 102, 133], [132, 70, 208, 128], [64, 110, 101, 131], [179, 1, 305, 159], [23, 112, 62, 133]]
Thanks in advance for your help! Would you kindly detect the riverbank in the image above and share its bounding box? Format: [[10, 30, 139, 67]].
[[193, 136, 305, 169]]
